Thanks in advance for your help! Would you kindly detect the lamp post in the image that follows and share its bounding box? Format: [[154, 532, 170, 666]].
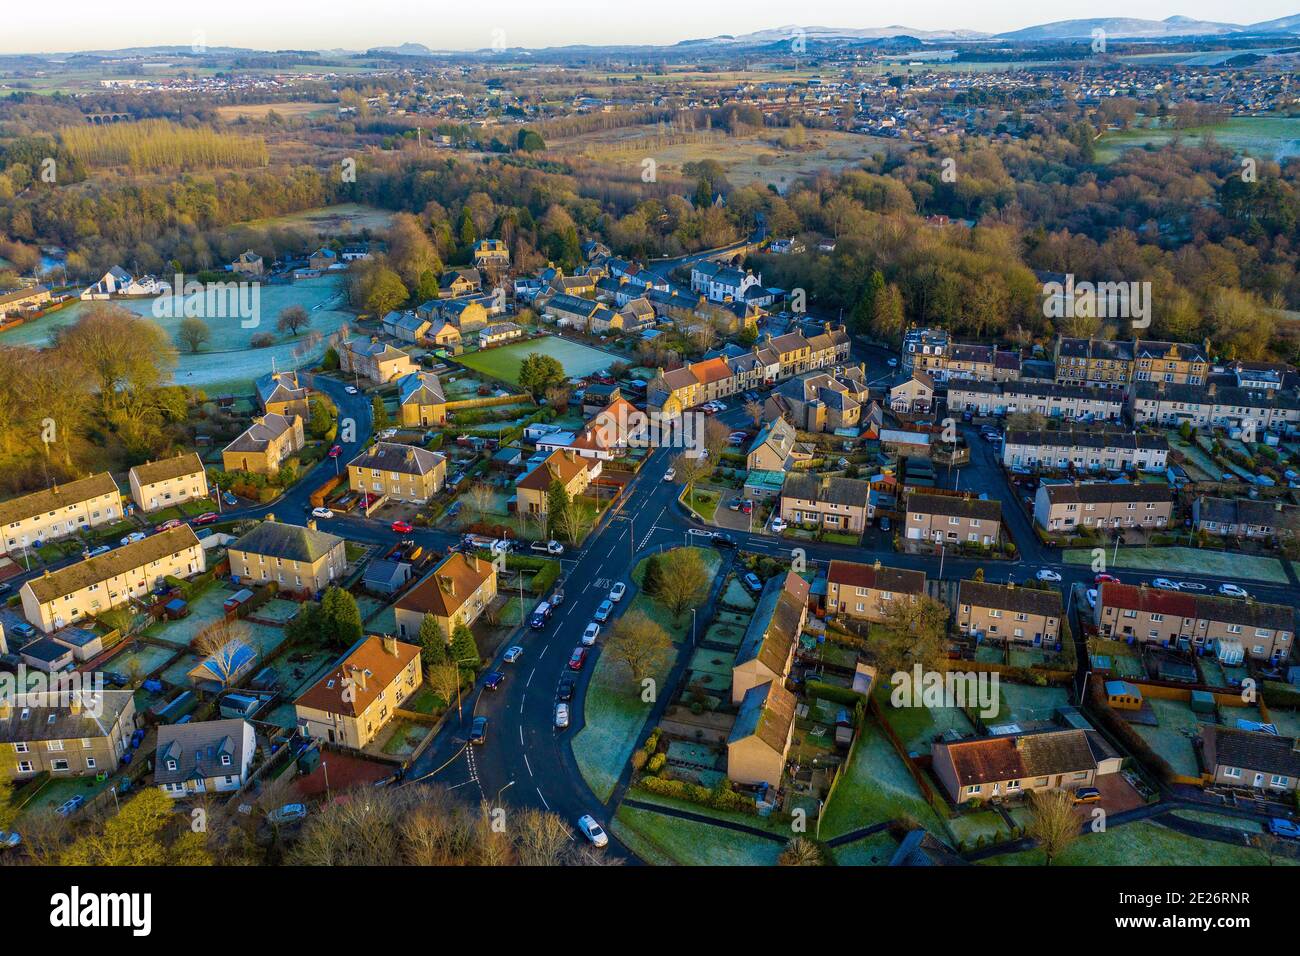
[[454, 655, 479, 720]]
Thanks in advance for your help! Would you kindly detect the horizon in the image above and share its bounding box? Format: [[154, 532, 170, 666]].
[[4, 2, 1300, 57]]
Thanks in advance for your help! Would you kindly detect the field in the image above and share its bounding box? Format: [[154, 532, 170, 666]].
[[612, 804, 783, 865], [1096, 117, 1300, 162], [455, 335, 620, 385], [215, 102, 337, 121], [0, 276, 349, 394], [235, 203, 396, 235], [982, 820, 1288, 866]]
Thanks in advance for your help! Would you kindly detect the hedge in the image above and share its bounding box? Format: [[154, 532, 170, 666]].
[[805, 679, 866, 708], [635, 775, 758, 815]]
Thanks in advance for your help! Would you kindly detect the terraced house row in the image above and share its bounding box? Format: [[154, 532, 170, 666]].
[[1053, 337, 1209, 389], [1002, 428, 1170, 473]]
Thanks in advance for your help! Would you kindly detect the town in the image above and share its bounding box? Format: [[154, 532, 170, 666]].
[[1, 7, 1299, 891]]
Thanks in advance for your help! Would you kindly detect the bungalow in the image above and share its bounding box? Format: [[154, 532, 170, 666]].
[[155, 719, 257, 798], [479, 322, 524, 347], [128, 452, 209, 513], [394, 552, 499, 641], [1198, 725, 1299, 794], [932, 729, 1097, 805]]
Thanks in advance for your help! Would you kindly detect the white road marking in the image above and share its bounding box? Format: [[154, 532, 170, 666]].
[[524, 754, 533, 776], [536, 788, 550, 810], [526, 667, 536, 687]]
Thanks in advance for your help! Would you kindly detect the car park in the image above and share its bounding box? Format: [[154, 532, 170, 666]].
[[568, 647, 587, 671], [311, 507, 334, 519], [267, 803, 308, 825], [582, 622, 601, 646], [577, 814, 609, 848], [608, 582, 626, 602], [554, 703, 570, 729], [594, 600, 614, 623], [470, 716, 488, 744], [1035, 569, 1062, 583], [503, 645, 523, 664], [1219, 583, 1249, 599], [1152, 578, 1179, 591], [484, 670, 505, 691]]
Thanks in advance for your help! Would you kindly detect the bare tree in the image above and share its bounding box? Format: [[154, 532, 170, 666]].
[[1026, 788, 1081, 866], [463, 481, 496, 526], [656, 547, 711, 622], [872, 594, 950, 678], [778, 836, 830, 865], [425, 664, 461, 712], [193, 619, 253, 688], [671, 449, 712, 509], [744, 399, 764, 428], [276, 305, 311, 337], [604, 609, 672, 685]]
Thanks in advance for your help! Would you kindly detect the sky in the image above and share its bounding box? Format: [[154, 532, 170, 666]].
[[4, 1, 1299, 55]]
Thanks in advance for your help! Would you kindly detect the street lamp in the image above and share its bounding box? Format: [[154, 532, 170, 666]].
[[937, 543, 946, 580], [453, 655, 479, 720], [495, 779, 516, 809], [691, 608, 697, 646]]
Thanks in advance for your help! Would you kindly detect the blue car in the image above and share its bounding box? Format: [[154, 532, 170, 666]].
[[484, 670, 505, 691], [1268, 818, 1300, 839]]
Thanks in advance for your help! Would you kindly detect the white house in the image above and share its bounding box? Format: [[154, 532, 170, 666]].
[[81, 266, 159, 299], [690, 261, 762, 303]]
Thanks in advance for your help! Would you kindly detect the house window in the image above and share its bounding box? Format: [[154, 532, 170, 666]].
[[13, 742, 28, 754], [1006, 780, 1021, 790], [51, 759, 69, 772], [86, 757, 96, 770], [16, 761, 33, 773], [965, 785, 980, 795], [1270, 775, 1289, 788], [1223, 767, 1242, 779]]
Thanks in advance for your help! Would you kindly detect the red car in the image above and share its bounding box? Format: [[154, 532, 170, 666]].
[[193, 512, 219, 525], [154, 518, 182, 532], [1094, 573, 1120, 584], [391, 520, 414, 533], [568, 647, 587, 671], [328, 444, 343, 458]]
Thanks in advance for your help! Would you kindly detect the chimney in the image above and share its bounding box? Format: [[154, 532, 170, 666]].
[[351, 665, 368, 692], [307, 519, 317, 531], [382, 635, 398, 656], [873, 559, 881, 570], [266, 513, 276, 523]]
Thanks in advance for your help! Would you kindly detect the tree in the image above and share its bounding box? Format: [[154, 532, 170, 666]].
[[641, 553, 663, 597], [276, 304, 311, 337], [193, 619, 253, 688], [371, 394, 390, 428], [744, 399, 763, 428], [285, 601, 322, 644], [544, 384, 570, 412], [176, 316, 211, 353], [872, 282, 906, 340], [449, 623, 479, 671], [419, 614, 448, 670], [873, 594, 950, 677], [518, 352, 567, 399], [426, 662, 461, 711], [1026, 788, 1081, 866], [319, 586, 363, 649], [546, 478, 576, 542], [62, 788, 212, 866], [604, 609, 672, 685], [671, 449, 712, 509], [364, 265, 408, 317], [656, 547, 711, 622], [0, 777, 17, 833], [464, 481, 496, 525], [306, 394, 337, 441], [516, 129, 546, 152], [778, 836, 831, 866]]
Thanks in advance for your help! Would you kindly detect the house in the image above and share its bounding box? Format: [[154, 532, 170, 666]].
[[904, 492, 1002, 547], [1033, 482, 1173, 533], [769, 237, 805, 255], [294, 635, 422, 749], [746, 418, 812, 471], [155, 719, 257, 798], [732, 572, 809, 705], [434, 297, 488, 331], [394, 552, 499, 641], [825, 559, 926, 624], [568, 398, 641, 461], [440, 268, 482, 297], [81, 266, 158, 299], [397, 371, 449, 428], [890, 372, 935, 415], [472, 238, 510, 270], [0, 690, 137, 781], [341, 242, 381, 262], [1198, 725, 1299, 794], [764, 366, 870, 434], [901, 327, 950, 380], [780, 474, 871, 535], [347, 442, 448, 504], [958, 580, 1061, 644], [1054, 337, 1208, 389], [946, 378, 1124, 422], [479, 322, 524, 347], [20, 526, 206, 633], [382, 310, 431, 344], [690, 261, 761, 303], [543, 293, 601, 328], [425, 318, 462, 350], [931, 729, 1097, 804], [338, 339, 419, 385], [0, 284, 52, 317], [230, 250, 264, 276], [1128, 381, 1300, 435], [255, 369, 311, 420], [1002, 429, 1169, 473], [222, 413, 305, 476], [1192, 496, 1300, 540], [727, 680, 797, 789], [0, 472, 122, 556], [128, 453, 209, 513], [515, 450, 598, 518], [228, 516, 347, 594], [1096, 582, 1295, 662]]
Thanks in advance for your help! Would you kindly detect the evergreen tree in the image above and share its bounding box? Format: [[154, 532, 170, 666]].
[[449, 623, 479, 671], [320, 586, 363, 649], [642, 553, 663, 596], [418, 614, 447, 669]]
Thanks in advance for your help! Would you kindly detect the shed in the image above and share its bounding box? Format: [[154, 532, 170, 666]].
[[1104, 680, 1143, 711], [1190, 690, 1217, 715], [363, 559, 412, 595], [163, 598, 189, 619]]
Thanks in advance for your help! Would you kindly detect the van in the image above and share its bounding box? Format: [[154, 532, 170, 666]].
[[529, 601, 553, 629]]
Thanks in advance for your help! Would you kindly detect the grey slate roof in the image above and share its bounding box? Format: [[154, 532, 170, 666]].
[[155, 718, 252, 786]]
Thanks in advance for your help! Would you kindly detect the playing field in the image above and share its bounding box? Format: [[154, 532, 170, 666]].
[[455, 336, 619, 385]]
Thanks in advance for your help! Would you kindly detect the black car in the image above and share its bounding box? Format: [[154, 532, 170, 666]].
[[484, 670, 505, 691], [103, 672, 129, 687], [711, 532, 735, 548], [470, 715, 488, 745], [556, 678, 575, 702]]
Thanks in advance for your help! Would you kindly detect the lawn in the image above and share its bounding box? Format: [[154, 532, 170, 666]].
[[455, 335, 619, 385], [1062, 547, 1288, 583], [981, 820, 1289, 866], [1130, 698, 1212, 778], [877, 696, 975, 756], [1095, 117, 1300, 162], [817, 720, 950, 841], [833, 830, 899, 866], [681, 488, 720, 522], [612, 805, 784, 865]]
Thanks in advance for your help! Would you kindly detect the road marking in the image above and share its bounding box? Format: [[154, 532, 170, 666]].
[[524, 754, 533, 776], [519, 725, 524, 745], [536, 788, 550, 810], [526, 667, 535, 687]]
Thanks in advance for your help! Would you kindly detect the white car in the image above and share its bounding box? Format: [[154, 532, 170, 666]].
[[503, 645, 524, 663], [379, 428, 398, 440], [608, 582, 626, 602], [1218, 583, 1249, 599], [554, 703, 570, 729], [582, 622, 601, 646], [1086, 588, 1098, 609], [770, 517, 787, 533], [344, 385, 359, 395], [310, 507, 333, 520], [663, 468, 676, 482], [120, 531, 147, 545], [1152, 578, 1179, 591], [1035, 569, 1062, 583], [593, 600, 614, 623], [577, 814, 608, 848]]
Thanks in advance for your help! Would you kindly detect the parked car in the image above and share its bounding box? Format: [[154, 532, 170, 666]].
[[222, 492, 238, 506], [311, 507, 334, 520], [503, 646, 523, 664], [120, 531, 147, 545], [1094, 573, 1120, 584], [1035, 569, 1062, 583], [550, 589, 565, 607], [728, 432, 748, 446], [582, 623, 601, 647], [886, 357, 898, 368], [529, 539, 564, 555], [529, 602, 553, 629], [577, 814, 609, 848], [556, 678, 575, 702], [391, 520, 414, 534], [267, 803, 308, 826], [663, 468, 676, 482], [155, 518, 182, 532], [743, 572, 763, 593], [554, 703, 570, 729], [568, 647, 588, 671], [1219, 583, 1249, 599], [1152, 578, 1179, 591], [741, 499, 753, 515], [1268, 818, 1300, 839], [484, 670, 506, 691], [193, 512, 219, 525], [770, 517, 787, 533], [328, 444, 343, 458], [1176, 581, 1206, 591], [608, 582, 626, 602], [879, 516, 890, 532], [1073, 787, 1102, 804], [470, 716, 488, 745], [56, 795, 85, 817], [87, 545, 112, 558], [1086, 588, 1098, 609], [594, 600, 614, 623]]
